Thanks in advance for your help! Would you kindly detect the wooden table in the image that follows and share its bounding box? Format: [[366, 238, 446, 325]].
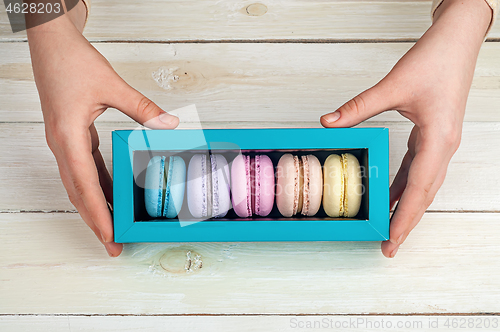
[[1, 0, 500, 330]]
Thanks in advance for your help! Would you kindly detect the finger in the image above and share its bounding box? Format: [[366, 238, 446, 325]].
[[58, 159, 105, 242], [107, 82, 179, 129], [93, 147, 113, 206], [103, 241, 123, 257], [381, 146, 447, 258], [401, 164, 448, 240], [63, 145, 123, 257], [57, 158, 122, 256], [89, 123, 100, 154], [382, 164, 448, 258], [389, 151, 412, 210], [89, 124, 113, 205], [320, 81, 399, 128], [70, 194, 122, 258], [60, 128, 115, 244]]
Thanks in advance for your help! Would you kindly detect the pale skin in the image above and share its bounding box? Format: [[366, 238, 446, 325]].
[[27, 0, 492, 257]]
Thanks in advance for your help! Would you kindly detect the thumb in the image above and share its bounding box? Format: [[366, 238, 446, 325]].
[[320, 81, 397, 128], [110, 83, 179, 129]]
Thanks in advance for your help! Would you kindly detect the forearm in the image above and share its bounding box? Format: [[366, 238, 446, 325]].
[[433, 0, 497, 36], [27, 12, 83, 83], [433, 0, 492, 44], [25, 0, 86, 40], [25, 1, 94, 119], [415, 0, 493, 103]]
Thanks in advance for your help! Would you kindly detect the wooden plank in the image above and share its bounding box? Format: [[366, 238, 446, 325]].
[[1, 0, 500, 42], [0, 121, 499, 212], [2, 315, 499, 331], [1, 212, 500, 314], [1, 42, 500, 123]]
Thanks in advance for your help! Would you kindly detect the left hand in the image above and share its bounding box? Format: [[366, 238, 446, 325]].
[[320, 0, 492, 258]]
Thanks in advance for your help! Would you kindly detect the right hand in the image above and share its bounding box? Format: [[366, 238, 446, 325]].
[[27, 11, 179, 257]]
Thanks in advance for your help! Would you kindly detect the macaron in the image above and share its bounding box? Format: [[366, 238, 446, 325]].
[[323, 153, 362, 218], [276, 153, 323, 217], [144, 155, 186, 218], [231, 154, 275, 218], [163, 156, 187, 218], [187, 154, 231, 219]]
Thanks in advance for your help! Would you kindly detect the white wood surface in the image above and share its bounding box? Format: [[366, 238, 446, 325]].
[[1, 0, 500, 42], [1, 212, 500, 314], [1, 0, 500, 325], [2, 315, 499, 332], [1, 42, 500, 123]]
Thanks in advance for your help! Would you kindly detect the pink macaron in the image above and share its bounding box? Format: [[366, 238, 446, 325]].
[[276, 153, 323, 217], [231, 154, 275, 217]]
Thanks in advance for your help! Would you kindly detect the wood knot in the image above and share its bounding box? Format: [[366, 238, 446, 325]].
[[246, 3, 267, 16], [159, 249, 202, 274], [152, 66, 179, 90]]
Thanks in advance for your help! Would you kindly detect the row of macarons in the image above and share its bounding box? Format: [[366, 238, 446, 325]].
[[144, 152, 363, 219]]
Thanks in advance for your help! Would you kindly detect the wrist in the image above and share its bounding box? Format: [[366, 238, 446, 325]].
[[433, 0, 493, 36]]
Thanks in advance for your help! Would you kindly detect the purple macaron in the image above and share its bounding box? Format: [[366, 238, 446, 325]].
[[231, 154, 275, 217]]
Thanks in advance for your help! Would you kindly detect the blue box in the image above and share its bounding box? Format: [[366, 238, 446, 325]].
[[112, 128, 389, 243]]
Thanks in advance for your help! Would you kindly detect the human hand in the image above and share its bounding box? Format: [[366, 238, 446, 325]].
[[320, 0, 492, 258], [27, 8, 179, 257]]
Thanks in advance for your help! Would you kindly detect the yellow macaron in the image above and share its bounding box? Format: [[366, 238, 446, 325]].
[[323, 153, 362, 218]]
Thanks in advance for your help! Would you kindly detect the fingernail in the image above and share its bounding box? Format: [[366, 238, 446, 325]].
[[396, 233, 404, 245], [159, 112, 176, 125], [322, 111, 340, 124], [390, 245, 399, 258], [105, 245, 114, 257], [100, 231, 113, 244]]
